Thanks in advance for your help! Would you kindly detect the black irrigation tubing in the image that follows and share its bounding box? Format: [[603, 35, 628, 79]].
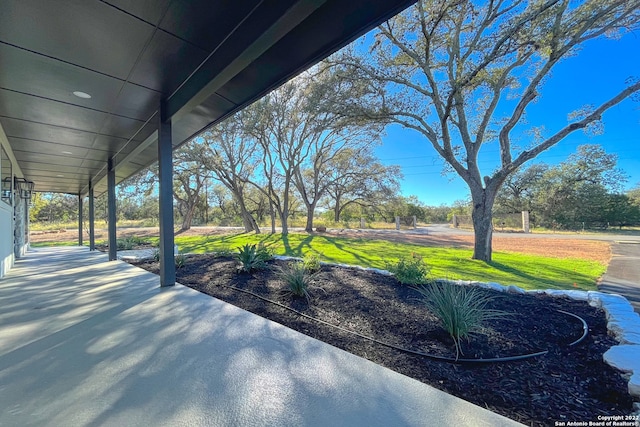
[[220, 284, 589, 364], [559, 309, 589, 347]]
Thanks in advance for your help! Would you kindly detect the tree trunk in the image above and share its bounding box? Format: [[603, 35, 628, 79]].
[[304, 201, 316, 232], [470, 187, 497, 262], [181, 205, 195, 231], [305, 213, 313, 232], [333, 196, 342, 222], [250, 215, 261, 234], [281, 210, 288, 235], [269, 202, 276, 234], [235, 195, 260, 234], [281, 185, 289, 236], [240, 214, 252, 232], [239, 208, 253, 233], [240, 211, 261, 234]]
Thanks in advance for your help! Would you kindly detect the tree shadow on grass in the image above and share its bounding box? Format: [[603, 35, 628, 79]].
[[486, 261, 541, 284], [319, 236, 378, 267], [177, 232, 250, 253], [486, 260, 595, 290], [279, 234, 314, 256]]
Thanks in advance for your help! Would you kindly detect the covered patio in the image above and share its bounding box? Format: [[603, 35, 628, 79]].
[[0, 246, 521, 426], [0, 0, 415, 282]]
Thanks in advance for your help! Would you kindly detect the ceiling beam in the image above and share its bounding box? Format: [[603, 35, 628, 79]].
[[164, 0, 327, 123]]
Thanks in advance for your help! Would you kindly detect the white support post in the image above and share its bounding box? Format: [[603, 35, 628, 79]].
[[522, 211, 530, 233]]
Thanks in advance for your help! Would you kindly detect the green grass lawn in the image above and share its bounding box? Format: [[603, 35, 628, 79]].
[[33, 232, 605, 291], [31, 240, 79, 247], [168, 233, 603, 291]]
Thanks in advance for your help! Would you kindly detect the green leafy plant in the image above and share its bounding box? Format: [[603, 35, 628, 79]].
[[302, 252, 322, 272], [152, 249, 160, 262], [278, 261, 318, 300], [116, 236, 149, 250], [256, 242, 274, 261], [236, 243, 271, 272], [386, 253, 430, 285], [117, 236, 135, 250], [175, 253, 186, 269], [415, 283, 510, 359]]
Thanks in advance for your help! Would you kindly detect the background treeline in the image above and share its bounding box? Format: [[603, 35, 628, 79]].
[[492, 145, 640, 230], [29, 66, 640, 234], [30, 185, 462, 230]]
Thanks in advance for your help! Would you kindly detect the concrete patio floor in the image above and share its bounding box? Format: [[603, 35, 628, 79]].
[[0, 246, 522, 426]]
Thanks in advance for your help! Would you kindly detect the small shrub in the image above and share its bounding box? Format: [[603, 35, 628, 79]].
[[236, 243, 271, 272], [278, 261, 316, 300], [116, 236, 148, 250], [175, 253, 186, 269], [256, 242, 274, 261], [116, 236, 135, 250], [386, 253, 430, 285], [415, 283, 510, 359], [302, 252, 322, 272], [152, 249, 160, 262]]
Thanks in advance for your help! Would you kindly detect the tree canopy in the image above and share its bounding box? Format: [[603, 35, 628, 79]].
[[329, 0, 640, 260], [495, 144, 640, 229]]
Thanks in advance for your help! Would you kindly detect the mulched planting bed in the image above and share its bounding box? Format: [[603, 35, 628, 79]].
[[131, 254, 633, 426]]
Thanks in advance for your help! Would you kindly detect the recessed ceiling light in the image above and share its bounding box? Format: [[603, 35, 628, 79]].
[[73, 91, 91, 99], [56, 174, 64, 177], [61, 151, 73, 155]]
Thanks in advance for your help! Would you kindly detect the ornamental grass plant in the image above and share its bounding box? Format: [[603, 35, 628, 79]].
[[415, 282, 510, 360], [278, 261, 319, 301]]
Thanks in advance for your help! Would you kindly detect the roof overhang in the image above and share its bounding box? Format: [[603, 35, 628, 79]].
[[0, 0, 416, 197]]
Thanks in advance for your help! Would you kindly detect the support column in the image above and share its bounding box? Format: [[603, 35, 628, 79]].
[[78, 194, 83, 246], [24, 194, 30, 250], [13, 194, 25, 258], [89, 181, 95, 251], [158, 100, 175, 287], [107, 158, 117, 261]]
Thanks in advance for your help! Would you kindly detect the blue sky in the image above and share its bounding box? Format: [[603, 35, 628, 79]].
[[374, 31, 640, 206]]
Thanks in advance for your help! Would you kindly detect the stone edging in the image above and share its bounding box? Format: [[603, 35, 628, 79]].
[[273, 255, 640, 405]]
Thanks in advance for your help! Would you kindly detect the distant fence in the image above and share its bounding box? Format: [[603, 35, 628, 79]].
[[452, 211, 530, 233]]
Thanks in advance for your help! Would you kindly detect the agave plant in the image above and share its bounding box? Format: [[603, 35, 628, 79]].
[[236, 243, 271, 272]]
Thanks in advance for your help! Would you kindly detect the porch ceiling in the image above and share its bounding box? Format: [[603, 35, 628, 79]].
[[0, 0, 415, 196]]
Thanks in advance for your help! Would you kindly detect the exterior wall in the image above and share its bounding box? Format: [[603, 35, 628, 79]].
[[0, 122, 25, 279]]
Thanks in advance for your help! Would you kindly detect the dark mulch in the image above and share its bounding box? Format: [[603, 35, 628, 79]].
[[131, 254, 633, 426]]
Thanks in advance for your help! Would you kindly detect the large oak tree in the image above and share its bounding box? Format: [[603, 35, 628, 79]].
[[330, 0, 640, 260]]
